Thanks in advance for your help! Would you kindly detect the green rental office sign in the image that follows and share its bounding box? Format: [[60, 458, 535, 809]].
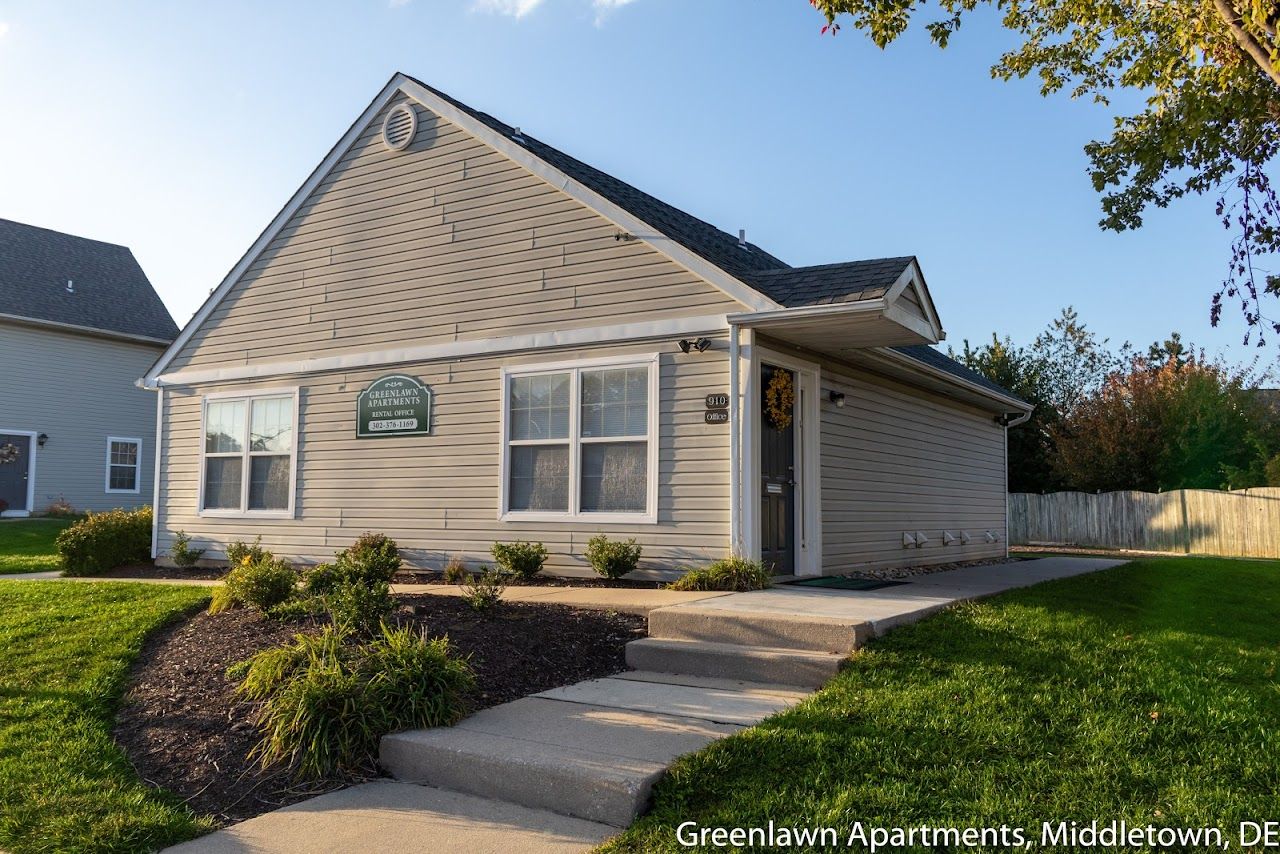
[[356, 374, 432, 438]]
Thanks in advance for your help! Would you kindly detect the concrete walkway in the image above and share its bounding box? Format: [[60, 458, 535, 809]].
[[168, 556, 1124, 853]]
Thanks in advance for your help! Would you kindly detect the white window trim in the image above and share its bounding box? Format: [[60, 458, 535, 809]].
[[197, 387, 300, 519], [104, 436, 142, 495], [499, 353, 660, 524]]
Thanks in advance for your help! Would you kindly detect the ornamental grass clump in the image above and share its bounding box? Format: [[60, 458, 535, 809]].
[[441, 555, 471, 584], [231, 624, 473, 777], [668, 557, 771, 592], [489, 540, 547, 580], [56, 506, 152, 576], [585, 534, 641, 579]]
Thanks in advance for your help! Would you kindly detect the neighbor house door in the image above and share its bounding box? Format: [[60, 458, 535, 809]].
[[759, 364, 796, 575], [0, 433, 33, 514]]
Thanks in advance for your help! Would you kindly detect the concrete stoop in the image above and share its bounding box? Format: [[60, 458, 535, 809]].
[[624, 637, 844, 688]]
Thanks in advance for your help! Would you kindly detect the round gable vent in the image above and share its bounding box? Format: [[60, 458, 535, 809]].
[[382, 103, 418, 151]]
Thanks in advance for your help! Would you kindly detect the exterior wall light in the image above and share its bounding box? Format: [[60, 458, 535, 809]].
[[37, 433, 48, 447], [678, 338, 712, 353], [828, 391, 846, 407]]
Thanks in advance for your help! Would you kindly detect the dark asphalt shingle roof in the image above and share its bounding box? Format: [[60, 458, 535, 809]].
[[0, 218, 177, 343], [892, 345, 1029, 406], [739, 257, 915, 307]]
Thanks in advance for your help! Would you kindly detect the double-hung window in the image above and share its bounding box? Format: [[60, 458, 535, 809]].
[[105, 437, 141, 493], [200, 390, 297, 516], [501, 355, 658, 523]]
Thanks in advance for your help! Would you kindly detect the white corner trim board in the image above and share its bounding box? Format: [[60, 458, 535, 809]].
[[142, 73, 781, 386], [148, 314, 730, 387]]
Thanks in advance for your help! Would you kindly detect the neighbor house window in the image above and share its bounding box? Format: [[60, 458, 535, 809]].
[[200, 390, 297, 516], [105, 437, 141, 494], [501, 355, 658, 522]]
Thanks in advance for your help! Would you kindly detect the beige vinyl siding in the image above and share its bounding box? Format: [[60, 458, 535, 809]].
[[166, 96, 745, 373], [818, 358, 1007, 572], [0, 321, 162, 512], [156, 339, 731, 572]]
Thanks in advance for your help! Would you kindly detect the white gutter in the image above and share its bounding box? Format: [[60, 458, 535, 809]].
[[870, 347, 1032, 413], [0, 313, 174, 347], [727, 299, 886, 327]]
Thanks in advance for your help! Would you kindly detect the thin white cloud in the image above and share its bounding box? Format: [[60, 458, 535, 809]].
[[472, 0, 547, 18], [388, 0, 412, 7], [0, 22, 9, 39], [591, 0, 637, 25]]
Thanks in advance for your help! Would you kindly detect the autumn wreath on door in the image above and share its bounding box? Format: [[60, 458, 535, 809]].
[[765, 369, 795, 430], [0, 443, 19, 465]]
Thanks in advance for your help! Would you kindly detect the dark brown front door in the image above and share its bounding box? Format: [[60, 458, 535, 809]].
[[760, 365, 795, 575], [0, 434, 31, 513]]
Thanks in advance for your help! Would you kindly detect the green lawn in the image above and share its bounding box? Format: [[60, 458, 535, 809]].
[[605, 557, 1280, 852], [0, 518, 76, 574], [0, 581, 213, 853]]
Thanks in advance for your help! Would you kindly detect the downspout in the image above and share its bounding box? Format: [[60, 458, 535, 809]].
[[729, 323, 741, 556], [150, 384, 164, 560], [998, 406, 1033, 556]]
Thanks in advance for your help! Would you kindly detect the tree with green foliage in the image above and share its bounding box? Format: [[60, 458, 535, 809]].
[[1049, 349, 1280, 490], [809, 0, 1280, 343], [954, 333, 1060, 492]]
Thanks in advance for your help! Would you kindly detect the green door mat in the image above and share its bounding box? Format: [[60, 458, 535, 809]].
[[784, 576, 909, 591]]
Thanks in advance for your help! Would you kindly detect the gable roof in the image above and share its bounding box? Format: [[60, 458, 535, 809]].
[[147, 74, 1021, 406], [0, 218, 178, 344]]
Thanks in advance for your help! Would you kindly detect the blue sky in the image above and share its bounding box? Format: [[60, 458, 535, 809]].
[[0, 0, 1267, 367]]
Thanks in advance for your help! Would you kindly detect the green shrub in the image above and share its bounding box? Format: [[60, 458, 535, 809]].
[[226, 535, 266, 567], [442, 555, 470, 584], [305, 533, 402, 595], [490, 540, 547, 580], [170, 531, 206, 568], [668, 557, 771, 592], [302, 563, 342, 596], [232, 624, 473, 777], [337, 532, 402, 582], [56, 507, 153, 576], [585, 534, 641, 579], [460, 567, 507, 611], [225, 554, 298, 612], [326, 580, 394, 637]]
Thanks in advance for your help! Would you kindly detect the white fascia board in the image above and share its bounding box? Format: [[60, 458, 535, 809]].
[[869, 347, 1032, 413], [151, 313, 729, 388], [142, 77, 408, 385], [395, 78, 781, 314], [726, 299, 886, 327], [144, 74, 781, 385]]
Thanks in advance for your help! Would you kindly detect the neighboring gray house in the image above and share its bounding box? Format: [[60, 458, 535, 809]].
[[0, 219, 178, 515], [142, 74, 1031, 576]]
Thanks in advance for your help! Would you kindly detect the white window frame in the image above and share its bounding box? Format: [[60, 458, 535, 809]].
[[104, 436, 142, 495], [198, 387, 300, 519], [499, 353, 660, 524]]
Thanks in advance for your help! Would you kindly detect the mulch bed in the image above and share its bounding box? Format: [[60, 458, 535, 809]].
[[856, 555, 1028, 581], [392, 570, 668, 588], [94, 563, 226, 581], [114, 596, 645, 826]]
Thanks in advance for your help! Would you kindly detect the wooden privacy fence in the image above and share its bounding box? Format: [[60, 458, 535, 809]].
[[1009, 489, 1280, 558]]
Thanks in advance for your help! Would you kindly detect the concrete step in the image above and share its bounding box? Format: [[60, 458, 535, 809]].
[[647, 605, 871, 654], [380, 697, 741, 827], [624, 637, 846, 688], [533, 674, 805, 726]]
